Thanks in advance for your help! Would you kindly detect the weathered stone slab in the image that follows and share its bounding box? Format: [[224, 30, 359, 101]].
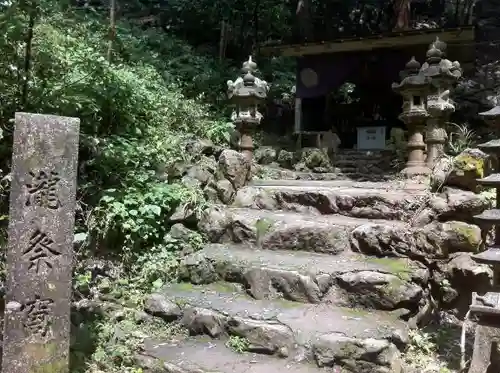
[[2, 113, 80, 373]]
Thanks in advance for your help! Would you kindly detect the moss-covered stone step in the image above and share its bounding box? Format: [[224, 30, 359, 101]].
[[200, 207, 403, 253], [256, 168, 394, 181], [139, 337, 403, 373], [250, 179, 423, 189], [236, 181, 427, 221], [199, 207, 481, 259], [143, 284, 407, 373], [178, 243, 427, 314], [235, 179, 491, 224], [138, 338, 330, 373]]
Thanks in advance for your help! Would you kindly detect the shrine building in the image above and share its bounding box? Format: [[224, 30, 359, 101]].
[[258, 0, 475, 150]]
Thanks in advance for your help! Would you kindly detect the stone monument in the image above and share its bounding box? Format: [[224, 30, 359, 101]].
[[2, 113, 80, 373], [392, 56, 432, 176], [227, 56, 269, 161], [420, 37, 462, 168], [467, 105, 500, 373]]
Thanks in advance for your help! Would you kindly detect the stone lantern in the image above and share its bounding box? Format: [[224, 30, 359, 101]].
[[420, 37, 462, 168], [392, 56, 432, 176], [467, 105, 500, 373], [227, 56, 269, 161]]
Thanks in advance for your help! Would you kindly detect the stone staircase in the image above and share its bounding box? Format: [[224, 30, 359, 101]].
[[138, 178, 485, 373], [334, 150, 393, 179]]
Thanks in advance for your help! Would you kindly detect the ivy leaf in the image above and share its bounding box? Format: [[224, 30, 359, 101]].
[[146, 204, 161, 216], [152, 278, 163, 289], [101, 195, 114, 203], [73, 232, 88, 243]]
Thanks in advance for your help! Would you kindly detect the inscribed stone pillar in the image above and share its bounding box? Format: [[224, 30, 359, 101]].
[[420, 38, 462, 168], [2, 113, 80, 373], [392, 56, 431, 177], [227, 56, 269, 162]]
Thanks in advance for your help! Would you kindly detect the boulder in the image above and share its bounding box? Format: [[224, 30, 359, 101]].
[[217, 150, 251, 190], [298, 148, 331, 170], [350, 221, 481, 260], [434, 252, 493, 314], [421, 221, 481, 255], [448, 148, 489, 192], [313, 333, 402, 373], [184, 138, 215, 156], [144, 294, 182, 321], [277, 149, 294, 169], [435, 187, 492, 222], [254, 146, 277, 165], [431, 148, 490, 192], [215, 179, 235, 204]]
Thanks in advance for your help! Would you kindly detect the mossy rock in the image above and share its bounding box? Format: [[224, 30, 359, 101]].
[[276, 149, 294, 169], [443, 221, 481, 253], [297, 147, 331, 170], [447, 148, 489, 192]]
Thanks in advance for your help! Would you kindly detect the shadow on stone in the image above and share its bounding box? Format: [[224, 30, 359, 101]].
[[69, 306, 105, 372]]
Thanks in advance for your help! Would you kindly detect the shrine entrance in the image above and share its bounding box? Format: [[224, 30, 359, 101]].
[[299, 51, 405, 150]]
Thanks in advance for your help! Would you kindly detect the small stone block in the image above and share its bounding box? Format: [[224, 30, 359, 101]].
[[470, 292, 500, 315], [472, 246, 500, 266], [473, 209, 500, 226], [479, 106, 500, 118], [476, 174, 500, 187], [468, 322, 500, 373], [2, 113, 80, 373], [477, 139, 500, 154]]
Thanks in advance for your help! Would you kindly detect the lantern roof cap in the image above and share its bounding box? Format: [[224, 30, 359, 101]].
[[480, 105, 500, 118], [430, 37, 447, 56], [227, 56, 269, 101], [405, 56, 421, 71], [392, 57, 431, 93]]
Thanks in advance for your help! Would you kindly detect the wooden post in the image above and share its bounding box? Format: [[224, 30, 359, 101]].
[[295, 97, 302, 149]]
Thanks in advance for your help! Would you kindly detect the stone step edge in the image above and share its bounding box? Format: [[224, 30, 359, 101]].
[[143, 289, 408, 369], [179, 244, 427, 309], [137, 338, 404, 373], [225, 206, 408, 226]]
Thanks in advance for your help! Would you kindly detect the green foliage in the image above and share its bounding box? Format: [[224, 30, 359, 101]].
[[0, 4, 231, 252], [71, 306, 187, 373], [91, 183, 204, 254], [0, 4, 238, 372], [447, 122, 477, 156], [404, 328, 458, 373], [226, 335, 250, 353]]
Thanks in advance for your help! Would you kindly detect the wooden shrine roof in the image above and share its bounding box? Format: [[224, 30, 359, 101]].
[[259, 26, 475, 57]]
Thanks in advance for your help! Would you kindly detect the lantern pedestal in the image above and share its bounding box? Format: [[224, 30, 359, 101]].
[[402, 122, 429, 176], [425, 118, 447, 169], [233, 119, 259, 162]]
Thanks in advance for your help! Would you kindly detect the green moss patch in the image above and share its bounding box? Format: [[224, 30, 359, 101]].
[[364, 257, 413, 281]]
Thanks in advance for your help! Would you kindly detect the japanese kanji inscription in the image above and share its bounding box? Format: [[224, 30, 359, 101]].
[[23, 229, 61, 274], [21, 296, 55, 338], [2, 113, 80, 373], [25, 170, 62, 209]]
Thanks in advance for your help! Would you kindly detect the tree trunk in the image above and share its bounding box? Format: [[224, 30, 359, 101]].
[[393, 0, 411, 30], [21, 3, 36, 110], [219, 20, 227, 62], [107, 0, 116, 63]]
